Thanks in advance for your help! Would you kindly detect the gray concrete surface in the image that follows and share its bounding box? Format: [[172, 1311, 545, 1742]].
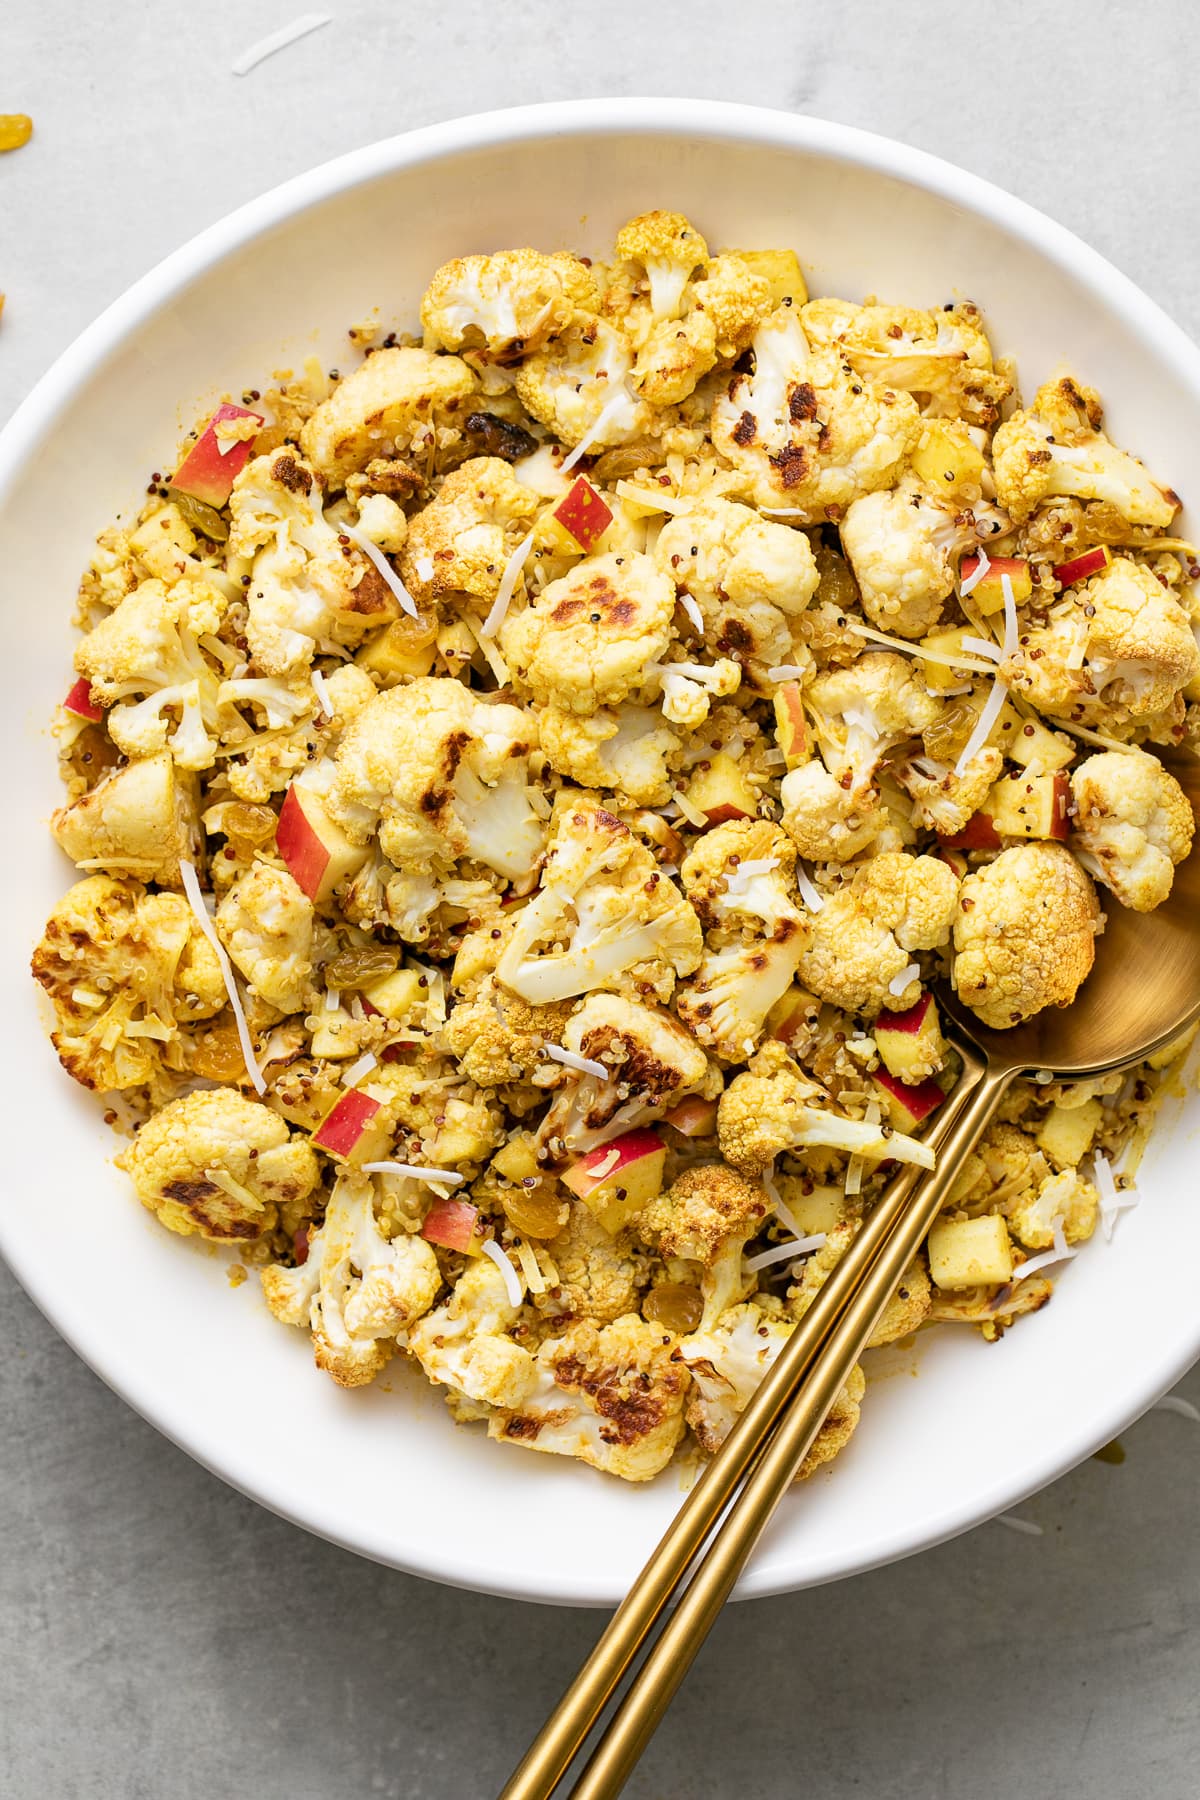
[[3, 3, 1199, 1795]]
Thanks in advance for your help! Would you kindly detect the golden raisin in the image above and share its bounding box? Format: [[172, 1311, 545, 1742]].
[[502, 1182, 569, 1239], [643, 1282, 703, 1335], [814, 540, 859, 613], [372, 612, 438, 657], [66, 724, 121, 788], [169, 488, 228, 542], [922, 702, 977, 762], [189, 1016, 247, 1082], [220, 802, 278, 848], [324, 946, 402, 989], [0, 115, 33, 153]]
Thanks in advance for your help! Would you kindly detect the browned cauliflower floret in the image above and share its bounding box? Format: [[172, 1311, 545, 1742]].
[[538, 703, 680, 807], [439, 980, 573, 1089], [539, 1202, 640, 1326], [992, 376, 1178, 528], [262, 1168, 440, 1387], [1007, 1163, 1100, 1252], [51, 751, 202, 888], [32, 874, 224, 1093], [952, 843, 1101, 1028], [840, 478, 986, 638], [798, 852, 958, 1014], [298, 346, 478, 489], [121, 1088, 320, 1241], [1070, 749, 1194, 911], [612, 211, 710, 323], [514, 317, 651, 450], [500, 552, 676, 714], [653, 493, 819, 670], [639, 1163, 769, 1266], [73, 577, 225, 770], [215, 861, 316, 1011], [399, 457, 539, 609], [802, 298, 1010, 425], [895, 742, 1004, 837], [780, 761, 888, 864], [489, 1314, 689, 1481], [420, 249, 595, 361], [711, 306, 920, 520]]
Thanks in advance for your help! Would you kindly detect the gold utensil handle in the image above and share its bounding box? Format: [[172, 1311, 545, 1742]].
[[501, 1038, 1008, 1800]]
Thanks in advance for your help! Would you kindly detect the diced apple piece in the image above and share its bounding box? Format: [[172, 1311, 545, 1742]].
[[276, 784, 370, 906], [554, 477, 613, 551], [781, 1183, 844, 1236], [171, 402, 262, 508], [1146, 1023, 1199, 1070], [1053, 545, 1112, 587], [771, 681, 810, 769], [983, 771, 1071, 841], [1036, 1097, 1104, 1169], [492, 1132, 542, 1185], [311, 1088, 384, 1160], [875, 993, 946, 1083], [356, 620, 436, 685], [360, 967, 424, 1024], [911, 420, 985, 496], [874, 1069, 945, 1133], [935, 845, 970, 879], [961, 555, 1032, 617], [561, 1128, 666, 1236], [684, 753, 758, 826], [765, 985, 821, 1048], [939, 810, 1002, 852], [63, 677, 103, 721], [308, 1011, 360, 1059], [727, 248, 807, 307], [1005, 713, 1076, 773], [663, 1096, 718, 1137], [421, 1196, 482, 1254], [927, 1214, 1014, 1290], [920, 627, 982, 693]]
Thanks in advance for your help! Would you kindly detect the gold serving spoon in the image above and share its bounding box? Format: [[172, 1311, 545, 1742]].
[[502, 750, 1200, 1800]]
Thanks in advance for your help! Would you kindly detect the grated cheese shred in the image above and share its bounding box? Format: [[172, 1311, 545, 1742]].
[[232, 12, 331, 75], [745, 1233, 828, 1273], [363, 1161, 465, 1187], [179, 860, 266, 1095], [479, 530, 534, 639], [544, 1044, 608, 1079], [341, 521, 420, 620], [480, 1237, 525, 1307]]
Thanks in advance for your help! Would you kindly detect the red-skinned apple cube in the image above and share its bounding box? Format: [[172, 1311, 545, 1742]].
[[874, 1070, 945, 1132], [311, 1089, 382, 1158], [935, 845, 970, 879], [1052, 546, 1112, 587], [421, 1197, 481, 1254], [63, 677, 103, 722], [771, 683, 809, 769], [561, 1128, 666, 1235], [685, 754, 758, 826], [875, 994, 945, 1084], [983, 771, 1071, 841], [553, 477, 613, 551], [960, 555, 1032, 616], [939, 811, 1001, 852], [172, 403, 263, 508], [765, 986, 820, 1047], [664, 1096, 718, 1137], [277, 784, 370, 906]]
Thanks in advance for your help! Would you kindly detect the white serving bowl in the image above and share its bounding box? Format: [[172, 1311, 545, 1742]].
[[2, 99, 1198, 1606]]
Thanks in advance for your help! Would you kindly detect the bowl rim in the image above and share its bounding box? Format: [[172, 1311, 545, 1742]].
[[3, 97, 1199, 1605]]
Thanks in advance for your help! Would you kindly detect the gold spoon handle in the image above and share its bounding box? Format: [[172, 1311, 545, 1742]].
[[500, 1041, 1008, 1800]]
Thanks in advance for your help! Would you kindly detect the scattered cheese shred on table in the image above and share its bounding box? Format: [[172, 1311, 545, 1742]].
[[232, 13, 332, 76]]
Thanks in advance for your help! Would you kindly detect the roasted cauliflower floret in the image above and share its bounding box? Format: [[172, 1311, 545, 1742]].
[[420, 249, 594, 360], [711, 305, 920, 520], [1081, 558, 1199, 719], [952, 842, 1101, 1028], [780, 760, 887, 864], [1007, 1164, 1100, 1252], [330, 676, 544, 881], [896, 743, 1004, 837], [797, 851, 958, 1014], [538, 704, 679, 807], [32, 874, 223, 1093], [122, 1088, 320, 1241], [489, 1314, 689, 1482], [613, 211, 710, 322], [807, 652, 941, 785], [679, 1301, 865, 1473], [409, 1255, 537, 1410], [495, 799, 703, 1005], [74, 578, 224, 769], [802, 298, 1010, 426], [215, 861, 315, 1011], [639, 1162, 768, 1266], [514, 317, 650, 450], [654, 494, 819, 617], [1070, 749, 1194, 911], [262, 1169, 440, 1387], [51, 751, 202, 888], [992, 377, 1178, 528], [439, 981, 573, 1090], [298, 345, 477, 489], [399, 457, 539, 608], [536, 990, 716, 1156], [500, 552, 676, 714], [717, 1040, 935, 1178], [840, 479, 986, 638], [655, 657, 742, 729], [538, 1202, 640, 1326]]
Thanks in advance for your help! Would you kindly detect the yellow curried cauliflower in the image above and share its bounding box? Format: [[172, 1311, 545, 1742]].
[[780, 760, 888, 864], [439, 980, 573, 1090], [717, 1040, 936, 1177], [221, 662, 371, 806], [801, 299, 1011, 426], [489, 1314, 689, 1482], [840, 479, 986, 638], [1070, 749, 1194, 911], [495, 798, 703, 1005], [992, 376, 1179, 528], [711, 305, 920, 520], [678, 1301, 865, 1473], [612, 211, 710, 323], [952, 842, 1101, 1028], [420, 249, 595, 361], [74, 578, 225, 770], [655, 657, 743, 729], [215, 861, 316, 1011], [536, 989, 717, 1155], [797, 851, 959, 1014], [807, 652, 942, 786], [228, 451, 398, 675], [52, 751, 202, 888], [896, 743, 1004, 837], [538, 703, 680, 807], [298, 345, 478, 489], [537, 1202, 640, 1326], [514, 317, 651, 450], [262, 1169, 440, 1388], [1007, 1164, 1100, 1252], [398, 457, 539, 608], [330, 676, 544, 881], [32, 874, 223, 1094], [409, 1256, 537, 1410], [639, 1162, 769, 1265], [500, 551, 676, 714], [122, 1088, 321, 1242], [653, 493, 820, 668]]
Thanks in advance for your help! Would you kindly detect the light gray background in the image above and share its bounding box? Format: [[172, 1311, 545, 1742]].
[[3, 4, 1199, 1796]]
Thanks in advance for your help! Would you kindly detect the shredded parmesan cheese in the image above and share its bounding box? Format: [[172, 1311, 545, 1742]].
[[544, 1044, 607, 1079], [340, 521, 420, 620], [587, 1147, 623, 1181], [362, 1161, 465, 1187], [745, 1233, 827, 1273], [994, 1513, 1043, 1537], [1011, 1217, 1073, 1282], [766, 664, 807, 681], [1154, 1395, 1200, 1423], [559, 388, 634, 474], [958, 547, 991, 596], [232, 12, 331, 74], [679, 593, 705, 635], [324, 987, 341, 1012], [795, 863, 824, 912], [480, 1238, 525, 1307], [311, 668, 333, 718], [671, 786, 709, 829], [179, 860, 265, 1095], [843, 619, 999, 673], [960, 635, 1002, 663], [953, 671, 1010, 777], [479, 529, 534, 639], [1095, 1151, 1139, 1241], [888, 963, 921, 996], [844, 1155, 864, 1197], [414, 556, 435, 582], [341, 1052, 378, 1088], [761, 1164, 806, 1238], [614, 481, 689, 515], [513, 1238, 548, 1296]]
